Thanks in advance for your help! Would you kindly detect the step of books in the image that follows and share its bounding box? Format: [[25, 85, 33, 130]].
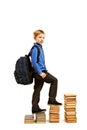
[[24, 114, 35, 123], [64, 93, 77, 123], [35, 112, 46, 123], [49, 105, 60, 123]]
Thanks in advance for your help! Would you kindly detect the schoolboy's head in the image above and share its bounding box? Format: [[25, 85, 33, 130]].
[[33, 29, 45, 44]]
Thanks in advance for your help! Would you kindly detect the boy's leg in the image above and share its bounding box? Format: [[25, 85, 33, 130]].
[[44, 72, 62, 105], [44, 72, 57, 99], [32, 78, 44, 109], [32, 74, 46, 113]]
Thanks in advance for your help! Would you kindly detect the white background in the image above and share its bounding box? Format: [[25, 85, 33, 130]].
[[0, 0, 87, 129]]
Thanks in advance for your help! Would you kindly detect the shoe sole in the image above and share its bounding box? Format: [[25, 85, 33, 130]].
[[32, 110, 46, 114], [48, 104, 62, 106]]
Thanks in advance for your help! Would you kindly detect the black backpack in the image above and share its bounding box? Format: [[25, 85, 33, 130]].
[[14, 45, 40, 85]]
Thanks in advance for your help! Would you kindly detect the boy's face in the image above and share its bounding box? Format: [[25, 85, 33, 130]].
[[35, 33, 45, 44]]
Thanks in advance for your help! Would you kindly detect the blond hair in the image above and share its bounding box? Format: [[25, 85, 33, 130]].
[[33, 29, 45, 39]]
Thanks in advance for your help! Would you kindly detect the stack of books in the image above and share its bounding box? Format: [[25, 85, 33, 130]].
[[24, 115, 35, 123], [64, 93, 77, 123], [49, 105, 60, 123], [35, 112, 46, 123]]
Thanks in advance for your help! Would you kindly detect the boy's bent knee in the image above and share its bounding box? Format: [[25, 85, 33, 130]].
[[53, 77, 58, 84]]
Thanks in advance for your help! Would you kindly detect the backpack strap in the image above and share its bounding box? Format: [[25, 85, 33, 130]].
[[29, 45, 40, 63]]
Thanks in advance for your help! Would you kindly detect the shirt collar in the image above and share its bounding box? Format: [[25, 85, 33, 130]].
[[34, 42, 42, 48]]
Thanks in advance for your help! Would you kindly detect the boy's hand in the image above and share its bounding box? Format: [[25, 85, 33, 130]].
[[40, 72, 46, 79]]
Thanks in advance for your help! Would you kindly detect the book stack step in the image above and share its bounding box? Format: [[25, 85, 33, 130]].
[[35, 112, 46, 123], [49, 105, 60, 123], [24, 115, 35, 123], [64, 93, 77, 123]]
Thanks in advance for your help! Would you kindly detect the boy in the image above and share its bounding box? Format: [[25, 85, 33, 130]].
[[29, 30, 62, 113]]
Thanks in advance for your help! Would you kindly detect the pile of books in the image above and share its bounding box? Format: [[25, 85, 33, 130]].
[[24, 115, 35, 123], [64, 93, 77, 123], [35, 112, 46, 123], [49, 105, 60, 123]]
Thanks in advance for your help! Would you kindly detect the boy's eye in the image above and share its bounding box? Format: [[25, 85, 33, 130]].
[[39, 37, 45, 39]]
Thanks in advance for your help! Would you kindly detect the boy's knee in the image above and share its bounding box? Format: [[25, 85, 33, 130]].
[[56, 78, 58, 84], [53, 77, 58, 84]]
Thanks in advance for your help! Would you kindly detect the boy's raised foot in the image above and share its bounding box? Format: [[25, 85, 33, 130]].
[[48, 100, 62, 105]]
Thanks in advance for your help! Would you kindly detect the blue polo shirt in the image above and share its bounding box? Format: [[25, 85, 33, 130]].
[[30, 43, 47, 74]]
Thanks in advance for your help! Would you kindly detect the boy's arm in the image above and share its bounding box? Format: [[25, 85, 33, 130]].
[[31, 47, 42, 74], [31, 47, 47, 78]]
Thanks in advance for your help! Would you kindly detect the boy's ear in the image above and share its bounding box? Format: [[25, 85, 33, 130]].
[[34, 36, 36, 40]]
